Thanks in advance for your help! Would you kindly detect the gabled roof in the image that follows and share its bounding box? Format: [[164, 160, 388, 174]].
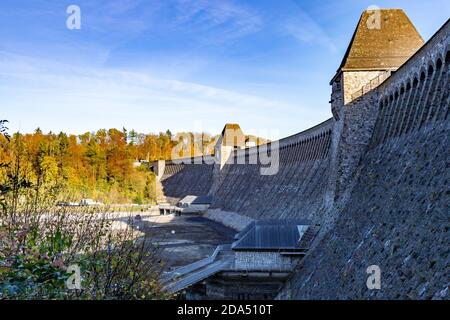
[[232, 220, 311, 251], [192, 195, 212, 205], [179, 195, 197, 205], [179, 195, 212, 205], [331, 9, 424, 82], [221, 123, 242, 135]]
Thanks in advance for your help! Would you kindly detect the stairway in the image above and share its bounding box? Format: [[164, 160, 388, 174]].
[[161, 244, 233, 293]]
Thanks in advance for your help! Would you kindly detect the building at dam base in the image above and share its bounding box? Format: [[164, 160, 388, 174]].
[[154, 9, 450, 300]]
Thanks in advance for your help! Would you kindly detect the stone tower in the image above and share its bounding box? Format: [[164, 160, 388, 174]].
[[214, 123, 246, 170], [330, 8, 424, 120]]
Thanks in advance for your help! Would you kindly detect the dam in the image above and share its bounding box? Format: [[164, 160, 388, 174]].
[[154, 9, 449, 300]]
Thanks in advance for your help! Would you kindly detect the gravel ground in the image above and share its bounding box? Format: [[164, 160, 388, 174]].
[[127, 212, 236, 270]]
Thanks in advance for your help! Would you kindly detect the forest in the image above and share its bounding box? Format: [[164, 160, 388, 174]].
[[0, 124, 219, 205]]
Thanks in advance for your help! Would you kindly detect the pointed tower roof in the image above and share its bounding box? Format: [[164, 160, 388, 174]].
[[220, 123, 245, 147], [331, 9, 424, 82]]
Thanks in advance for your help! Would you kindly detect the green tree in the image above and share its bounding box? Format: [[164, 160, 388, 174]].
[[0, 120, 9, 141], [129, 129, 138, 146]]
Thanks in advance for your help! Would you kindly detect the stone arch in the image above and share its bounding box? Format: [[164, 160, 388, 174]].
[[427, 63, 434, 76], [372, 96, 388, 144], [406, 79, 412, 91], [436, 48, 445, 64], [445, 49, 450, 66], [436, 57, 443, 70], [407, 67, 427, 130], [401, 76, 416, 136], [419, 70, 426, 81], [378, 92, 394, 144], [393, 83, 408, 137]]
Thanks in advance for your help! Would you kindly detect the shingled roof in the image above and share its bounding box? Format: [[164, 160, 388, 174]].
[[332, 9, 424, 82]]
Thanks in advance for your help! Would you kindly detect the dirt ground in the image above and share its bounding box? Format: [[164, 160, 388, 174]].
[[129, 212, 236, 271]]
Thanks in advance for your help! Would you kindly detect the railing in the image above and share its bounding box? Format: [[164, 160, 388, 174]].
[[161, 244, 233, 293], [164, 259, 232, 293], [350, 71, 392, 101], [233, 259, 294, 272], [160, 244, 231, 284]]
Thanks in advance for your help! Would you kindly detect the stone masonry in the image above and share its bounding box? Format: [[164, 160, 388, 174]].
[[154, 11, 449, 299]]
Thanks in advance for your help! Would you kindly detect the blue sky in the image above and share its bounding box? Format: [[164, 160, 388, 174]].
[[0, 0, 448, 139]]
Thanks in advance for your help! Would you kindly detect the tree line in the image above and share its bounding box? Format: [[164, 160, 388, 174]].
[[0, 120, 169, 299], [0, 125, 217, 204]]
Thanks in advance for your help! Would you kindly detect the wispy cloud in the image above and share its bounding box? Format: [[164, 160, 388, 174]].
[[281, 3, 337, 52], [171, 0, 263, 43], [0, 51, 290, 109], [0, 51, 305, 136], [3, 0, 443, 139]]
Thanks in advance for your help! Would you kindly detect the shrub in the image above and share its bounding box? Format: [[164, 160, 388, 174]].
[[0, 128, 169, 300]]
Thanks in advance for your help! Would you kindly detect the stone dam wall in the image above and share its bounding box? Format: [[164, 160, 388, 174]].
[[210, 118, 334, 222], [157, 19, 449, 299], [281, 20, 449, 299], [159, 156, 215, 202]]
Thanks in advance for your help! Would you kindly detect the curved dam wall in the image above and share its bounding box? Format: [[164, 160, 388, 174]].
[[158, 118, 334, 222], [281, 20, 449, 299], [210, 119, 334, 221]]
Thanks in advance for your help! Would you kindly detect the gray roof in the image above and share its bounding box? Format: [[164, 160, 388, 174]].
[[232, 220, 311, 251], [179, 195, 212, 205], [192, 195, 212, 205]]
